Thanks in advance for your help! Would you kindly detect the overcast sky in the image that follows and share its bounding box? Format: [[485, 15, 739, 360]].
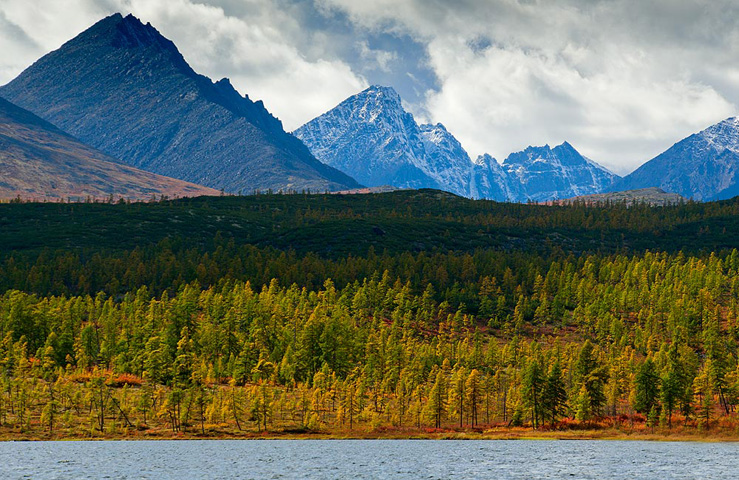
[[1, 0, 738, 174]]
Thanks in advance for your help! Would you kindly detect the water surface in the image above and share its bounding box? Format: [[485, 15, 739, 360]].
[[0, 439, 736, 479]]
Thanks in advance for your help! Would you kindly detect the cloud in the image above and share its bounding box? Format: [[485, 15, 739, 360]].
[[0, 11, 39, 81], [115, 0, 368, 130], [358, 41, 397, 73]]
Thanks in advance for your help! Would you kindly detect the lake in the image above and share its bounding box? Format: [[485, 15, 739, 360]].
[[0, 439, 737, 479]]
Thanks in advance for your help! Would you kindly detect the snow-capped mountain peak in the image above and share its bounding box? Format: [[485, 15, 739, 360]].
[[502, 142, 619, 201], [295, 86, 618, 202], [614, 116, 739, 201], [695, 117, 739, 152], [294, 85, 474, 196]]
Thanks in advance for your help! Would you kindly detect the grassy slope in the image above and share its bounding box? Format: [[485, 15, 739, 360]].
[[0, 96, 220, 201]]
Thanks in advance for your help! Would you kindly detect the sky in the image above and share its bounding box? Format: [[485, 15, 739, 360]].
[[1, 0, 738, 175]]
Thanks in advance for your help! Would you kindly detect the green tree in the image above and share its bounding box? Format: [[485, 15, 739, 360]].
[[521, 360, 545, 429], [449, 366, 466, 427], [425, 371, 447, 429], [465, 369, 482, 427], [575, 341, 608, 417], [634, 359, 660, 415], [541, 361, 568, 426]]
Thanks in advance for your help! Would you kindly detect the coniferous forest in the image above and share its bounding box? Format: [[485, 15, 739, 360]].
[[2, 190, 739, 439]]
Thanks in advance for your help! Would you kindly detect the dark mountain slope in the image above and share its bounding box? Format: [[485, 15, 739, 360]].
[[0, 13, 360, 193], [614, 117, 739, 201], [0, 96, 219, 201]]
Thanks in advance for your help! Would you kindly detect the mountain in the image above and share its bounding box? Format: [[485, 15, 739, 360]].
[[614, 117, 739, 201], [0, 96, 219, 201], [295, 86, 618, 202], [556, 188, 685, 206], [293, 86, 476, 197], [502, 142, 619, 202], [0, 13, 359, 194], [472, 154, 522, 201], [418, 123, 481, 197]]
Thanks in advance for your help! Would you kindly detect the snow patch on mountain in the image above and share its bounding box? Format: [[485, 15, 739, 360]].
[[294, 86, 472, 196], [295, 85, 618, 202], [503, 142, 619, 201], [614, 117, 739, 201]]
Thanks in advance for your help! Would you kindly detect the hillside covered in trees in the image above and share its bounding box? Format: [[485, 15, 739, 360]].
[[1, 190, 739, 439]]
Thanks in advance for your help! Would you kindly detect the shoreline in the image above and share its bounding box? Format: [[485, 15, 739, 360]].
[[3, 427, 738, 443]]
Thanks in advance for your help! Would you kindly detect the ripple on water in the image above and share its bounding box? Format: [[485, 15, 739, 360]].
[[0, 440, 738, 479]]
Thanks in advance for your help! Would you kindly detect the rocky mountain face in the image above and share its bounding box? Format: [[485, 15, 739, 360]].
[[0, 96, 219, 201], [614, 117, 739, 201], [0, 13, 359, 194], [471, 154, 522, 201], [293, 86, 472, 196], [502, 142, 619, 202], [295, 86, 618, 201]]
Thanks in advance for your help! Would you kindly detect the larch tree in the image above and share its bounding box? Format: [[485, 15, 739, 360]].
[[465, 369, 482, 428], [426, 371, 447, 429]]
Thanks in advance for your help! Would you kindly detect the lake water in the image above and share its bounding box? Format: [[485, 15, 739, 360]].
[[0, 439, 737, 479]]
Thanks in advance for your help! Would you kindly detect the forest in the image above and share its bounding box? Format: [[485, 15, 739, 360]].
[[1, 191, 739, 439]]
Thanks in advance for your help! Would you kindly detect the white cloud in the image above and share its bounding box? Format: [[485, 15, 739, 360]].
[[0, 0, 112, 82], [424, 37, 734, 174], [358, 41, 397, 72]]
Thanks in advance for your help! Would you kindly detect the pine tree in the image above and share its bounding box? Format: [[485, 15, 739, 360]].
[[465, 369, 482, 428], [425, 371, 447, 429], [541, 361, 568, 426], [449, 367, 466, 427], [634, 359, 660, 415], [521, 360, 545, 429], [575, 385, 591, 422], [660, 368, 681, 428], [575, 341, 608, 416]]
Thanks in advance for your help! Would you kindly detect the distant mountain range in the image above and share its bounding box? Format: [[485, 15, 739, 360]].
[[0, 13, 359, 194], [295, 86, 619, 202], [0, 96, 218, 201], [2, 13, 739, 203], [297, 85, 739, 202], [501, 142, 617, 202]]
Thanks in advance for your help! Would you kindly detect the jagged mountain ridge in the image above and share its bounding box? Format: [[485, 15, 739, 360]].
[[0, 13, 360, 194], [0, 96, 219, 201], [503, 142, 619, 202], [472, 153, 522, 201], [613, 117, 739, 201], [295, 85, 618, 201], [293, 86, 472, 196]]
